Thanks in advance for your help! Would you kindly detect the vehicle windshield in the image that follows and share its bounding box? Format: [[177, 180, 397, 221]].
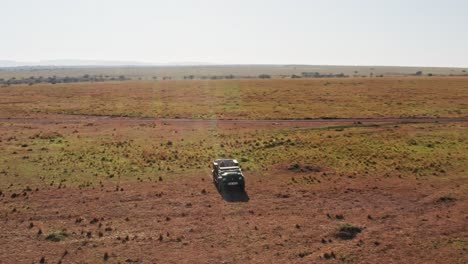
[[218, 160, 238, 167]]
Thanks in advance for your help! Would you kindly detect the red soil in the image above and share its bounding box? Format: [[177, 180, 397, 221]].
[[1, 169, 466, 263]]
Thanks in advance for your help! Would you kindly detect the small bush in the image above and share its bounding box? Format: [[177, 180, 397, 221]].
[[38, 132, 63, 140], [45, 230, 69, 242], [298, 251, 311, 258], [335, 223, 362, 240], [324, 251, 336, 259], [288, 163, 301, 170], [437, 195, 456, 203]]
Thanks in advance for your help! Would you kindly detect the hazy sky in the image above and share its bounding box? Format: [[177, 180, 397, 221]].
[[1, 0, 467, 67]]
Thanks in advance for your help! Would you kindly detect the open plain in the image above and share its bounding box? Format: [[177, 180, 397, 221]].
[[0, 77, 467, 263]]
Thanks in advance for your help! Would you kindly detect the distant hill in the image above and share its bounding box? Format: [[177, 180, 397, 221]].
[[0, 59, 152, 67], [0, 60, 216, 67], [0, 60, 26, 67]]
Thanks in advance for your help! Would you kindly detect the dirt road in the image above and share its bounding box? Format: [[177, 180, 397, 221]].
[[1, 115, 467, 129]]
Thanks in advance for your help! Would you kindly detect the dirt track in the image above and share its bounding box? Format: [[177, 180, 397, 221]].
[[1, 115, 467, 128]]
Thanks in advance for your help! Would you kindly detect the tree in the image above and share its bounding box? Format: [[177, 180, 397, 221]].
[[258, 74, 271, 79], [415, 71, 423, 76]]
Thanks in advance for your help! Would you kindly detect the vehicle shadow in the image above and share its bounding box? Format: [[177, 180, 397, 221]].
[[214, 183, 250, 202]]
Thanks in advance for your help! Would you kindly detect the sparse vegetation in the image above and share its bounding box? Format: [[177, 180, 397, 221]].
[[0, 75, 466, 263]]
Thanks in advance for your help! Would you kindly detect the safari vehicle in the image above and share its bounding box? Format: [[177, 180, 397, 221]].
[[212, 159, 245, 191]]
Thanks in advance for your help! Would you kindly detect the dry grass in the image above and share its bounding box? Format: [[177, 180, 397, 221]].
[[1, 77, 467, 119], [0, 77, 467, 263], [0, 119, 466, 192]]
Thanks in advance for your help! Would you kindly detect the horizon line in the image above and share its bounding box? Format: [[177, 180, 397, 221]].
[[1, 61, 468, 69]]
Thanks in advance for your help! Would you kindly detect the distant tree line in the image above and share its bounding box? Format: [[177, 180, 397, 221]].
[[258, 74, 271, 79], [0, 74, 130, 86], [182, 74, 237, 80], [408, 71, 468, 77], [6, 70, 466, 86], [183, 75, 255, 80], [300, 72, 348, 78]]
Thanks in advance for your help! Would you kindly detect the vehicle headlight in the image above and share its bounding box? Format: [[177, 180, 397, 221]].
[[239, 176, 243, 180]]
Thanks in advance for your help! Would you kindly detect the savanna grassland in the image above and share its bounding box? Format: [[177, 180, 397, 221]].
[[1, 77, 467, 119], [1, 119, 466, 191], [0, 77, 467, 263]]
